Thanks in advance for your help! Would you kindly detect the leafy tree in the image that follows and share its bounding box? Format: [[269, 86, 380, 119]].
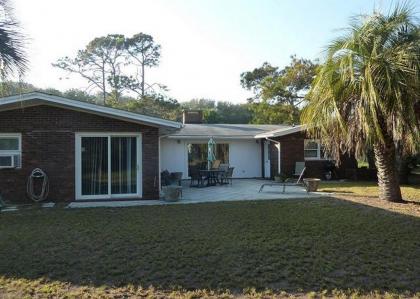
[[62, 88, 96, 103], [181, 99, 216, 123], [241, 56, 317, 124], [181, 99, 252, 124], [240, 62, 278, 98], [53, 33, 161, 103], [0, 81, 99, 105], [0, 81, 34, 96], [249, 101, 298, 124], [213, 102, 252, 124], [0, 0, 27, 79], [124, 94, 181, 121], [301, 5, 420, 202], [125, 33, 161, 97], [260, 56, 318, 107], [53, 34, 128, 103], [182, 98, 216, 110], [202, 109, 219, 123]]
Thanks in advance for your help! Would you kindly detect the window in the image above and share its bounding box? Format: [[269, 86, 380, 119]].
[[187, 143, 229, 176], [215, 144, 229, 165], [304, 139, 324, 160], [0, 134, 22, 168]]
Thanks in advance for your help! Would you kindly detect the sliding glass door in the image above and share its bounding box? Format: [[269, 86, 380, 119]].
[[111, 137, 137, 195], [76, 134, 141, 200], [81, 137, 109, 196]]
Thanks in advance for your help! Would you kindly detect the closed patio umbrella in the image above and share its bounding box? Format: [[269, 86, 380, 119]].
[[207, 137, 216, 170]]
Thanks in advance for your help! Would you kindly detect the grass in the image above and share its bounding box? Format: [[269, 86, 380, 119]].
[[319, 181, 420, 202], [0, 198, 420, 298], [357, 160, 369, 168]]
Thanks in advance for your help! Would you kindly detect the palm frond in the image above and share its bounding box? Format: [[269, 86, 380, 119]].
[[0, 0, 27, 78], [301, 3, 420, 161]]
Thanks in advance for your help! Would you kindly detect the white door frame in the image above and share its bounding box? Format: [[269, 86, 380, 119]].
[[275, 142, 281, 175], [263, 140, 271, 178], [75, 132, 142, 200]]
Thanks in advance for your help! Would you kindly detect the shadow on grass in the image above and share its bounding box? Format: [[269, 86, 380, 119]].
[[318, 189, 355, 194], [0, 197, 419, 296]]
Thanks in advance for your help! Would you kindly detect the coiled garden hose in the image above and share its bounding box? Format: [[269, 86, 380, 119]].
[[26, 168, 49, 202]]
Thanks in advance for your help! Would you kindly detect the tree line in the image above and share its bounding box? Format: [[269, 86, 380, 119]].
[[0, 19, 318, 124], [51, 33, 319, 124], [1, 50, 317, 124]]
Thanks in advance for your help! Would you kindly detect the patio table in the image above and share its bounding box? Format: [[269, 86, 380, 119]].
[[199, 169, 225, 186]]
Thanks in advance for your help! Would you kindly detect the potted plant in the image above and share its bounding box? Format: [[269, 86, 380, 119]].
[[162, 185, 182, 202]]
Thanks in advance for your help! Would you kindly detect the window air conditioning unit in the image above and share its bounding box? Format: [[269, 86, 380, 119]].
[[0, 155, 15, 169]]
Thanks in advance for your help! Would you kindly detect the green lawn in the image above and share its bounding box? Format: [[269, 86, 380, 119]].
[[0, 199, 420, 298], [319, 181, 420, 201]]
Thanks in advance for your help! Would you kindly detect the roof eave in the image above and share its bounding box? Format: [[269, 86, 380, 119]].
[[0, 92, 183, 129], [254, 125, 306, 139], [165, 135, 257, 140]]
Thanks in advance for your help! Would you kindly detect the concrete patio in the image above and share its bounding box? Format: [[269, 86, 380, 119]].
[[67, 179, 325, 209], [181, 178, 323, 202]]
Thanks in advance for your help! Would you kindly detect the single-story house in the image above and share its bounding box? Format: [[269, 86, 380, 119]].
[[161, 110, 357, 181], [0, 92, 356, 203]]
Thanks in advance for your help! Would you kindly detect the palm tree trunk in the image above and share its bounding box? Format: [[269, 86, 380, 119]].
[[373, 138, 403, 202]]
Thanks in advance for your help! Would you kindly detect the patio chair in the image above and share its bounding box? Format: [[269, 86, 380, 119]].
[[170, 172, 183, 186], [293, 162, 306, 177], [161, 170, 171, 186], [221, 167, 234, 185], [161, 170, 183, 186], [190, 166, 205, 187], [216, 163, 229, 182], [219, 163, 229, 172], [259, 167, 306, 193], [211, 160, 221, 169]]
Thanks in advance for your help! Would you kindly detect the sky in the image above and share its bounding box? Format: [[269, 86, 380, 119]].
[[13, 0, 405, 103]]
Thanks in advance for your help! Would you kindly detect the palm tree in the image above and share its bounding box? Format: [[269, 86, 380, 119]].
[[0, 0, 27, 78], [301, 4, 420, 202]]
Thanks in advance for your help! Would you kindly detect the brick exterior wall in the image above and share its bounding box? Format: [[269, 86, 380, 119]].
[[269, 132, 357, 179], [270, 132, 304, 178], [0, 105, 160, 203]]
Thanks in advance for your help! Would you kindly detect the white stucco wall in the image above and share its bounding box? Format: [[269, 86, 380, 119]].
[[160, 138, 262, 179], [160, 138, 188, 178], [228, 140, 262, 178]]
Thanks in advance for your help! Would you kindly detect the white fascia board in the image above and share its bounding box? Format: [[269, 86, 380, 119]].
[[254, 125, 306, 139], [165, 135, 256, 140]]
